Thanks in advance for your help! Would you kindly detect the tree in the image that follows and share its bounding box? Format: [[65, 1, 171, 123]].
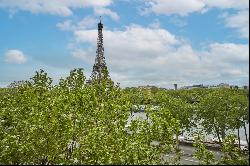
[[154, 91, 195, 137], [197, 88, 248, 145], [219, 134, 249, 165], [193, 134, 215, 165], [0, 69, 180, 164]]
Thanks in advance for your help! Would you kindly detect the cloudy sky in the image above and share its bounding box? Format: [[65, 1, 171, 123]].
[[0, 0, 249, 88]]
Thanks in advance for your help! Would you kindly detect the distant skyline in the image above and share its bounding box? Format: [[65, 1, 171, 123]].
[[0, 0, 249, 88]]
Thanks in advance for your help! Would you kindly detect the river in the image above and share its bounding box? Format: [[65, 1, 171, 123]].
[[128, 112, 249, 145]]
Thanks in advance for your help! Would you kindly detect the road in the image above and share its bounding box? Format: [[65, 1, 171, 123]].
[[164, 145, 223, 165]]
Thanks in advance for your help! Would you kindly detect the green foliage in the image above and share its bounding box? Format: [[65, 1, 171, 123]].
[[0, 69, 180, 165], [219, 134, 249, 165], [193, 134, 249, 165], [0, 69, 249, 164], [153, 90, 195, 135], [193, 134, 215, 165], [197, 88, 249, 144]]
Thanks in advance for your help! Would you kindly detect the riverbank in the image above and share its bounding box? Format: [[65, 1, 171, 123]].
[[128, 111, 249, 151]]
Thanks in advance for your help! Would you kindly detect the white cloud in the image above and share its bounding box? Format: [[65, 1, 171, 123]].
[[203, 0, 249, 10], [56, 16, 97, 31], [224, 10, 249, 39], [71, 48, 93, 63], [4, 49, 27, 64], [142, 0, 249, 16], [57, 20, 75, 31], [149, 19, 161, 29], [69, 24, 248, 87], [208, 43, 249, 63], [142, 0, 205, 16], [74, 25, 179, 54], [0, 0, 113, 16], [169, 16, 187, 27], [94, 8, 120, 21], [77, 16, 97, 29], [141, 0, 249, 39]]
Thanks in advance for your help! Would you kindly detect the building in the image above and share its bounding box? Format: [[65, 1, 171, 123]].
[[138, 85, 157, 90], [243, 85, 249, 90], [174, 84, 177, 90], [181, 84, 208, 90], [218, 83, 230, 88]]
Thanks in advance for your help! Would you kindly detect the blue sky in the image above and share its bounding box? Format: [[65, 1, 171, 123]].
[[0, 0, 249, 88]]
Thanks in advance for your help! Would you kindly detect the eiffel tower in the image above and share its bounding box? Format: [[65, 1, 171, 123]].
[[88, 17, 110, 83]]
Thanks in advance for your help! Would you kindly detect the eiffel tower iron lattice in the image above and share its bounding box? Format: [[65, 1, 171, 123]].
[[90, 17, 110, 82]]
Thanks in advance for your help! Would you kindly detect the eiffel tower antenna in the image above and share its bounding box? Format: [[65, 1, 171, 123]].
[[90, 17, 110, 82]]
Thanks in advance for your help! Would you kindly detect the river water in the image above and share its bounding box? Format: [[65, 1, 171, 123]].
[[128, 112, 249, 145]]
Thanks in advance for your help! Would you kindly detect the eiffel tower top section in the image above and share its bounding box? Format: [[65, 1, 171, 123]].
[[90, 17, 110, 82], [98, 17, 103, 30]]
